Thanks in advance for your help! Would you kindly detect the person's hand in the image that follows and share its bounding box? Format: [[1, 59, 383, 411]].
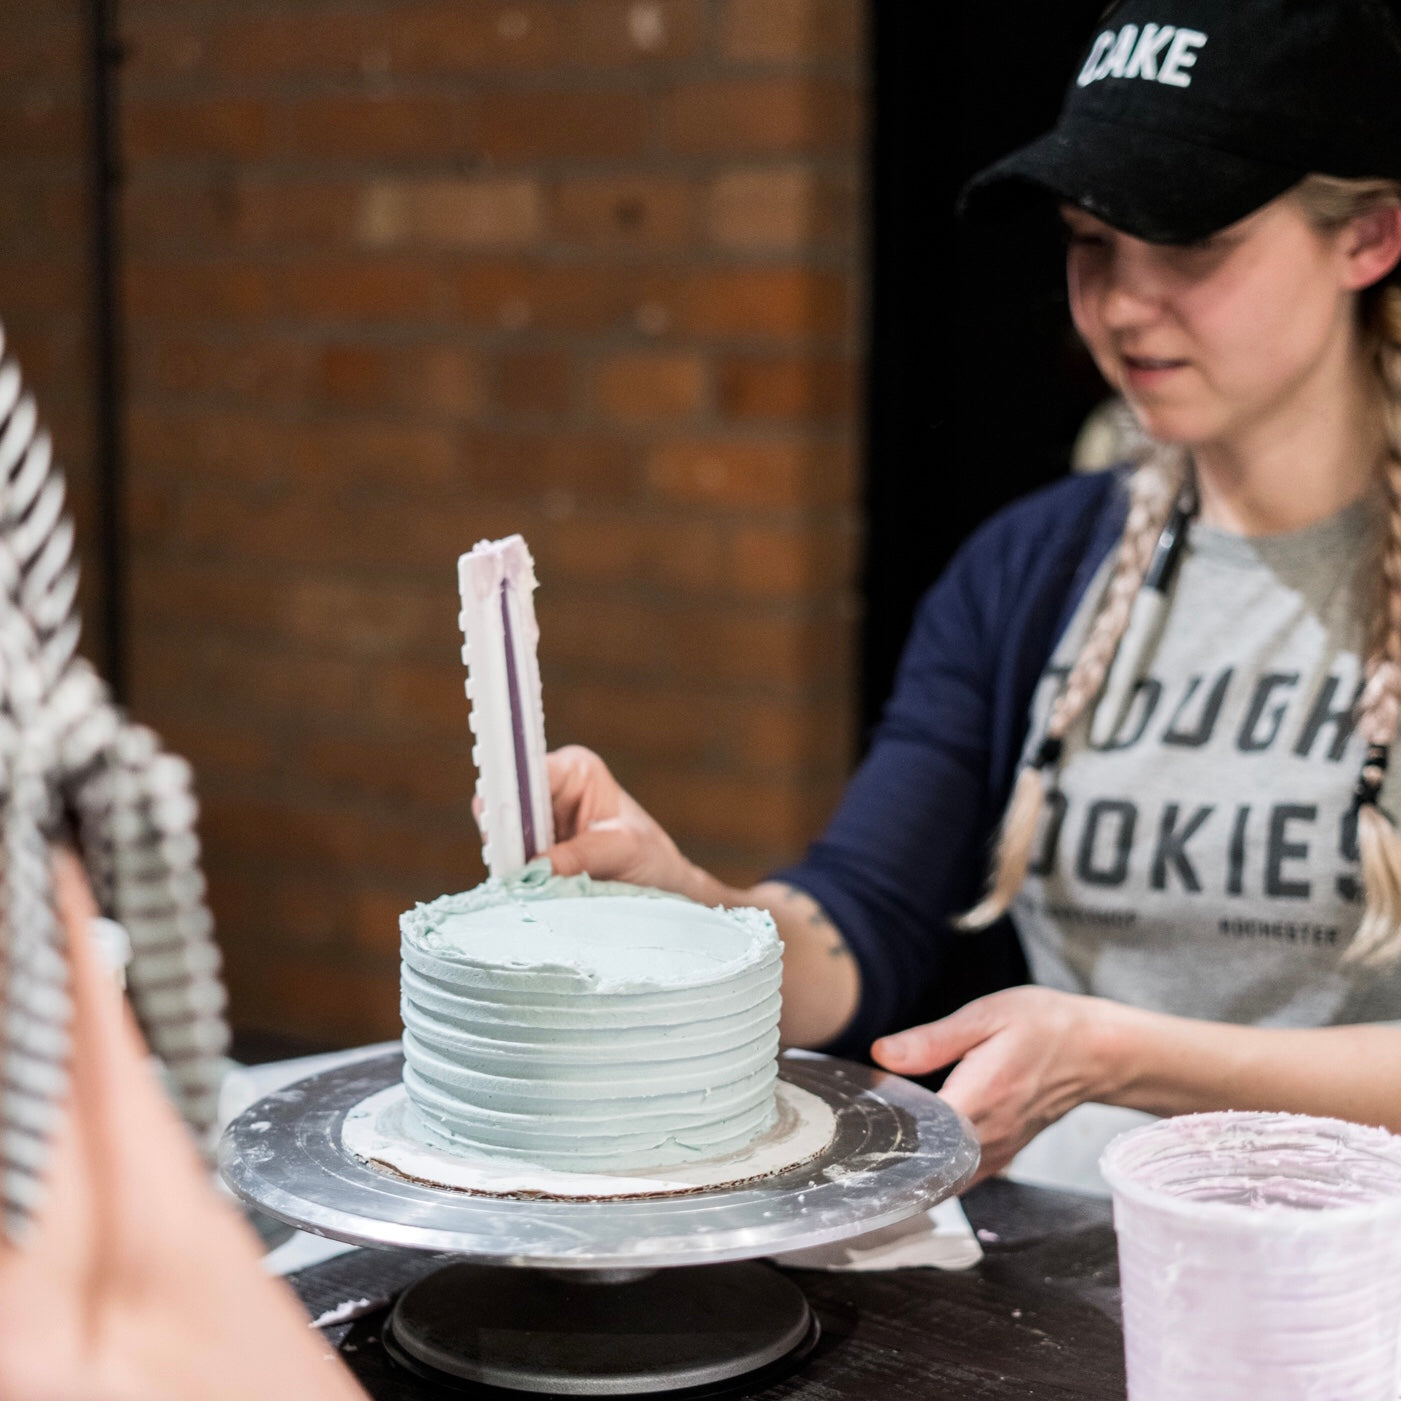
[[871, 987, 1111, 1185], [545, 746, 712, 900], [0, 848, 367, 1401]]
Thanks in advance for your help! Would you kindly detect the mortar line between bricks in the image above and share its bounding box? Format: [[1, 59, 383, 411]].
[[120, 151, 866, 181], [119, 64, 866, 102]]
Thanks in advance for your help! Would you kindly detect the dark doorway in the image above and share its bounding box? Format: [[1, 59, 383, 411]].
[[861, 3, 1113, 734]]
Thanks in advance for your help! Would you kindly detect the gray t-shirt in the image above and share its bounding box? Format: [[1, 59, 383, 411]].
[[1013, 496, 1401, 1028]]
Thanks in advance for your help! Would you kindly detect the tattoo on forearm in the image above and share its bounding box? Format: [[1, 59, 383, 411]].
[[776, 883, 852, 960]]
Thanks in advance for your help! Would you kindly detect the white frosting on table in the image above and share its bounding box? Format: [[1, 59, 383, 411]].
[[399, 868, 783, 1171]]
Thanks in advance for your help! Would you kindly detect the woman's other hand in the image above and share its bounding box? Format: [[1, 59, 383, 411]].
[[871, 987, 1111, 1184], [545, 745, 709, 899]]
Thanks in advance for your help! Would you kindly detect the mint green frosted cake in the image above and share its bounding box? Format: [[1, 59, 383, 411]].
[[398, 866, 783, 1172]]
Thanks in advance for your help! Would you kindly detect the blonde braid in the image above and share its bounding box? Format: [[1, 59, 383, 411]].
[[959, 446, 1188, 929], [1346, 282, 1401, 964]]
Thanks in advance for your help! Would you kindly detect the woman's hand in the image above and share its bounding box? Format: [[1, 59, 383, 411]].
[[545, 746, 712, 900], [871, 987, 1113, 1184], [0, 849, 367, 1401]]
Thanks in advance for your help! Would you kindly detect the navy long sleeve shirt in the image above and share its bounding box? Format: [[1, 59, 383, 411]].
[[774, 469, 1130, 1058]]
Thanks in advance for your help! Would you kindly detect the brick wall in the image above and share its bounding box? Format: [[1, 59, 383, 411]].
[[0, 7, 103, 639], [117, 0, 867, 1046]]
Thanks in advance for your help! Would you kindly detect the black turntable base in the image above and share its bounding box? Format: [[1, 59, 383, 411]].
[[380, 1260, 818, 1396]]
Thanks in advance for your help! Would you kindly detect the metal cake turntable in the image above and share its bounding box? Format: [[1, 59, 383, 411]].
[[221, 1044, 979, 1395]]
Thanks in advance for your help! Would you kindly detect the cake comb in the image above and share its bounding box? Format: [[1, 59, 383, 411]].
[[458, 536, 554, 878]]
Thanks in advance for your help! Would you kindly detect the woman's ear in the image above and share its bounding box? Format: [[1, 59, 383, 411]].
[[1342, 206, 1401, 291]]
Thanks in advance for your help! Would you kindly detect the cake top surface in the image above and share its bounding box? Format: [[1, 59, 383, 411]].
[[401, 863, 779, 993]]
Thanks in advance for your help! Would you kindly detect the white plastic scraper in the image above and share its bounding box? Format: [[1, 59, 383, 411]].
[[457, 535, 554, 878]]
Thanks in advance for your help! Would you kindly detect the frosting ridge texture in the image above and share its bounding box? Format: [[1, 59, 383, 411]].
[[399, 865, 782, 1171]]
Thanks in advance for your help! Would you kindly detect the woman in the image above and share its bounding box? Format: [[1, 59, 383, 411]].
[[545, 0, 1401, 1185]]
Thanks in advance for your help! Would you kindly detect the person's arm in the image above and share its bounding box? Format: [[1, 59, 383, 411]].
[[545, 476, 1122, 1056], [545, 747, 859, 1046], [544, 537, 1016, 1052], [1102, 1004, 1401, 1126], [872, 985, 1401, 1183]]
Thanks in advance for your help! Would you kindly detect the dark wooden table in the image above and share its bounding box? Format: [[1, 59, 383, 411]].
[[288, 1178, 1127, 1399]]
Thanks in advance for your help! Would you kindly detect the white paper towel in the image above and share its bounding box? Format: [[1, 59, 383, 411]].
[[769, 1195, 983, 1271]]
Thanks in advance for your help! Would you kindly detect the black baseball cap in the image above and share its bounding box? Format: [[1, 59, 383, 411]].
[[962, 0, 1401, 243]]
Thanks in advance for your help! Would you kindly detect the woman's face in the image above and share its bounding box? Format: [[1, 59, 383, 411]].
[[1063, 196, 1364, 449]]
